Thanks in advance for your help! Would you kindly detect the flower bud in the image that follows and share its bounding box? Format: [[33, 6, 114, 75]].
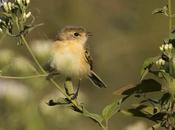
[[164, 44, 169, 51], [155, 60, 159, 66], [25, 12, 31, 18], [156, 59, 165, 66], [3, 2, 9, 12], [159, 46, 164, 51], [168, 44, 173, 50], [23, 12, 27, 19], [159, 59, 165, 66], [7, 2, 12, 11], [26, 0, 30, 4]]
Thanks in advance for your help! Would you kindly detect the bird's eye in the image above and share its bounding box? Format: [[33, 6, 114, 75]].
[[74, 32, 80, 37]]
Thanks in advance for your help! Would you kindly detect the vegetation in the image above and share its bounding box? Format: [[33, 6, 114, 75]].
[[0, 0, 174, 130]]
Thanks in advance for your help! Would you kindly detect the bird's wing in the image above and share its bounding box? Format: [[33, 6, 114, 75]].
[[84, 48, 93, 70]]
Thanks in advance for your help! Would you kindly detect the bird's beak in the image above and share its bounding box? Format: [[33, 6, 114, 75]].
[[86, 32, 93, 37]]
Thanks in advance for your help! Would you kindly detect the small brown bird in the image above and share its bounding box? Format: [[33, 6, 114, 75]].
[[46, 26, 106, 96]]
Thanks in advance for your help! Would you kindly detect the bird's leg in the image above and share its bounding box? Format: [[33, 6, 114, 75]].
[[71, 80, 81, 100], [64, 77, 74, 97]]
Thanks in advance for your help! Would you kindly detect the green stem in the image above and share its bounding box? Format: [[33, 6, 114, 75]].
[[49, 78, 82, 111], [0, 74, 47, 79], [20, 35, 82, 112], [168, 0, 173, 37], [21, 35, 46, 74]]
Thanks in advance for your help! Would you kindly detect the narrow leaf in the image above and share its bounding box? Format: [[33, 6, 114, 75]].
[[152, 5, 168, 16], [140, 56, 159, 81], [82, 107, 103, 125], [137, 79, 161, 93], [102, 99, 121, 121]]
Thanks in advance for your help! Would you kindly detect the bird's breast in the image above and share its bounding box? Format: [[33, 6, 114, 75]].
[[51, 42, 90, 78]]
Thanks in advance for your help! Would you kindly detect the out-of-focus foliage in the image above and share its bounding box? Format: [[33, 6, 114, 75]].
[[0, 0, 175, 130]]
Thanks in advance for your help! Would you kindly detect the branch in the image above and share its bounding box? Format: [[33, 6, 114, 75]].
[[21, 35, 46, 73], [0, 74, 47, 80], [20, 34, 83, 112]]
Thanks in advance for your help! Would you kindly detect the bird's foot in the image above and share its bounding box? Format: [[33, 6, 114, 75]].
[[71, 80, 81, 100]]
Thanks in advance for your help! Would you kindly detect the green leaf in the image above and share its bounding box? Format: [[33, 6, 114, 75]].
[[127, 104, 162, 122], [140, 56, 159, 81], [160, 93, 171, 106], [119, 79, 161, 96], [152, 5, 168, 16], [82, 107, 103, 125], [127, 105, 152, 118], [136, 79, 161, 93], [102, 99, 121, 121], [25, 23, 44, 33]]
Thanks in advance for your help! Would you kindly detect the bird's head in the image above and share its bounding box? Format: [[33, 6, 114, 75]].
[[56, 26, 92, 45]]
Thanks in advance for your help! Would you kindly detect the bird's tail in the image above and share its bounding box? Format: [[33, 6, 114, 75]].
[[88, 71, 107, 88]]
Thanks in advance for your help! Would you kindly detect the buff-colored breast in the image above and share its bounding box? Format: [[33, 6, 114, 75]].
[[50, 40, 90, 78]]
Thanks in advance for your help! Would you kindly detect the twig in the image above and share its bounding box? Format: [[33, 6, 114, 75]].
[[21, 35, 46, 74], [20, 34, 83, 112], [0, 74, 47, 79]]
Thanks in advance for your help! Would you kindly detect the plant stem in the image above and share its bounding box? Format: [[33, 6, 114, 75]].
[[49, 78, 82, 111], [0, 74, 47, 79], [168, 0, 173, 37], [21, 35, 46, 74], [20, 34, 82, 112]]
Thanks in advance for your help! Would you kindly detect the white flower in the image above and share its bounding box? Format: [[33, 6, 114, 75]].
[[168, 44, 173, 50], [3, 2, 8, 12], [23, 12, 31, 19], [26, 11, 31, 18], [159, 59, 165, 66], [7, 2, 12, 11], [164, 44, 169, 51], [156, 60, 160, 66], [23, 12, 26, 18], [156, 58, 165, 66], [26, 0, 30, 4], [159, 46, 164, 51]]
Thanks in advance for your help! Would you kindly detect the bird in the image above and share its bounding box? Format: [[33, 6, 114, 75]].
[[45, 26, 107, 98]]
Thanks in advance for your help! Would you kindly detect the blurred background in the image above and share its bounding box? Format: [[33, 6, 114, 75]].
[[0, 0, 174, 130]]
